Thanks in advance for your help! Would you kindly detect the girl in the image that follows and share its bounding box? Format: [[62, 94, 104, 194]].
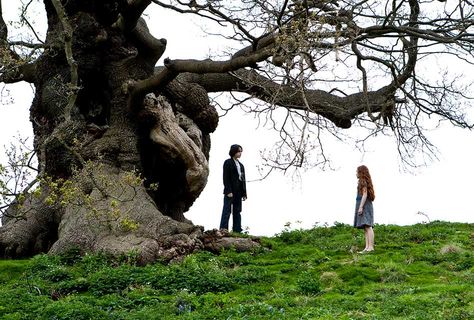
[[354, 165, 375, 253]]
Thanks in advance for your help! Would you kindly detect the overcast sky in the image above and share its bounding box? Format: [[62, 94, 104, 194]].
[[1, 2, 473, 236]]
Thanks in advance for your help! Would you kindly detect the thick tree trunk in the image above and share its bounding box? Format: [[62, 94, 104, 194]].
[[48, 162, 205, 264], [0, 194, 60, 257], [0, 0, 259, 262]]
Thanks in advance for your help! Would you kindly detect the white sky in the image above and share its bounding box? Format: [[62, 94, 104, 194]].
[[1, 2, 473, 236]]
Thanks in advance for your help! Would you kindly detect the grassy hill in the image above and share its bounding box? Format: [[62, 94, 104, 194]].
[[0, 221, 472, 319]]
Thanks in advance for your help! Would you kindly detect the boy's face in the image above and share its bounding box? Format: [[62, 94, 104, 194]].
[[235, 148, 242, 159]]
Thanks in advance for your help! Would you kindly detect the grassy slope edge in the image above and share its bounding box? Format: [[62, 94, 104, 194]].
[[0, 221, 472, 319]]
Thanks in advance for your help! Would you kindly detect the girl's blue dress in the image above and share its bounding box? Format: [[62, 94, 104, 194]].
[[353, 194, 374, 229]]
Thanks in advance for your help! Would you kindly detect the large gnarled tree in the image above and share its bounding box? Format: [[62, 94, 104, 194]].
[[0, 0, 472, 263]]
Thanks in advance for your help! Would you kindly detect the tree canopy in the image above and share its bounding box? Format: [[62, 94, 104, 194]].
[[2, 1, 474, 166]]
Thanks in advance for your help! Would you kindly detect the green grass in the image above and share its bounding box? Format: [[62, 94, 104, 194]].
[[0, 221, 472, 319]]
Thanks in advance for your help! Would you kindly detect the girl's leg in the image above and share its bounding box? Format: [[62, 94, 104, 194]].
[[367, 227, 375, 251], [364, 227, 369, 250], [360, 227, 368, 252]]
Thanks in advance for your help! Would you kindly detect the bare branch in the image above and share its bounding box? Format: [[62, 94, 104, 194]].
[[0, 1, 37, 83], [129, 17, 167, 66], [114, 0, 153, 32], [50, 0, 79, 121], [128, 46, 274, 108], [19, 0, 44, 44]]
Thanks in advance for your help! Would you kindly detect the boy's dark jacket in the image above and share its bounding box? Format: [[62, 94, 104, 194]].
[[223, 158, 247, 198]]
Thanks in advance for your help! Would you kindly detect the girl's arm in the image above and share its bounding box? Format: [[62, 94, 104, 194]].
[[358, 187, 367, 215]]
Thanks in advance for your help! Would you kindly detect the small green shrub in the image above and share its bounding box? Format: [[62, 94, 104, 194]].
[[438, 251, 473, 271], [218, 249, 252, 267], [231, 265, 272, 285], [405, 225, 447, 244], [277, 229, 305, 244], [40, 300, 108, 320], [89, 266, 140, 295], [58, 247, 83, 265], [28, 254, 61, 274], [228, 302, 286, 318], [0, 260, 29, 284], [0, 287, 51, 317], [296, 271, 322, 295], [338, 266, 381, 286], [319, 271, 343, 289], [378, 262, 408, 283], [76, 252, 111, 273], [42, 266, 73, 282], [116, 249, 141, 266], [145, 257, 234, 295], [55, 277, 89, 295], [175, 290, 197, 315]]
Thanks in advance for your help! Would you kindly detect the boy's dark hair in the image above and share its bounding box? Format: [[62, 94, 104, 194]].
[[229, 144, 242, 157]]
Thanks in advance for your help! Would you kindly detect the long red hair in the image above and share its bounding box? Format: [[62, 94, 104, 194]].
[[357, 165, 375, 201]]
